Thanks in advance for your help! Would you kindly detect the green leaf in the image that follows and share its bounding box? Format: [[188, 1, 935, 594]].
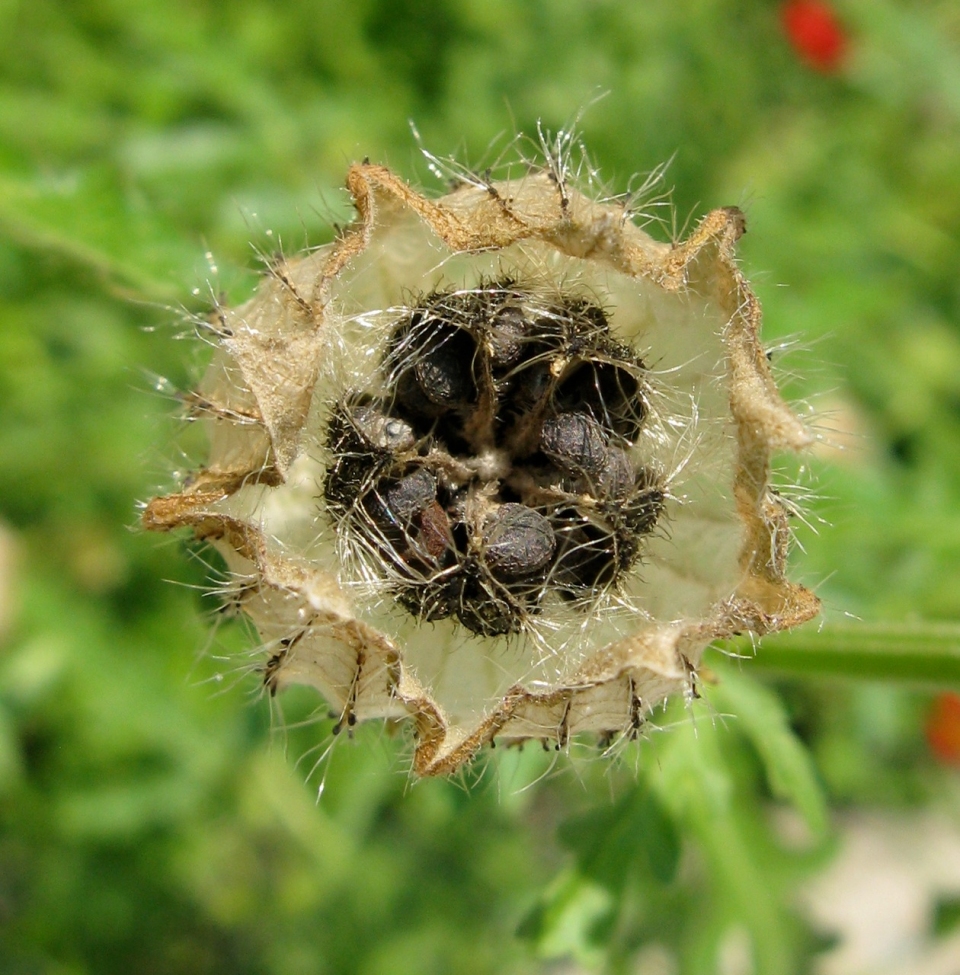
[[650, 713, 801, 975], [557, 784, 680, 890], [516, 868, 613, 966], [0, 166, 207, 302], [707, 669, 829, 836]]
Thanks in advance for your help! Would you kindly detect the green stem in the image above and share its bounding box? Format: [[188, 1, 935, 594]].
[[714, 622, 960, 688]]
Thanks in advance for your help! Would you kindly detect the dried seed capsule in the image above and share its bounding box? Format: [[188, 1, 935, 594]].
[[144, 145, 821, 778], [482, 503, 556, 578], [540, 411, 608, 479]]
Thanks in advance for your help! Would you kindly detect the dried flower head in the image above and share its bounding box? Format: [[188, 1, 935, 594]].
[[143, 133, 819, 776]]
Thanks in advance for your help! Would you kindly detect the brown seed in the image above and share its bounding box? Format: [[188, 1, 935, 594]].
[[418, 501, 453, 560]]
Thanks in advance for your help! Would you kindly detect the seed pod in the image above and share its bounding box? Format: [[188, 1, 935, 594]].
[[143, 142, 820, 776], [481, 503, 556, 578]]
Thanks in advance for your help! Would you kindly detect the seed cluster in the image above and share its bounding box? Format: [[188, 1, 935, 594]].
[[323, 283, 666, 637]]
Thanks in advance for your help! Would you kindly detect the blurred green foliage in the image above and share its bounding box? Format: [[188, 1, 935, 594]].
[[2, 1, 960, 973]]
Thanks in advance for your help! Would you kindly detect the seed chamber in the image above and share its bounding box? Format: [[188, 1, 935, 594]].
[[323, 282, 667, 639]]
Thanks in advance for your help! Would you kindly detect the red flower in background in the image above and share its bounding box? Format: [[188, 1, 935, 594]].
[[927, 693, 960, 766], [782, 0, 849, 73]]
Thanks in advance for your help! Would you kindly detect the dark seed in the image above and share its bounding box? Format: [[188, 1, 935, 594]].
[[378, 469, 437, 526], [390, 316, 477, 417], [394, 370, 438, 418], [599, 446, 635, 500], [482, 504, 556, 577], [540, 411, 608, 479], [413, 330, 475, 407], [488, 305, 529, 368]]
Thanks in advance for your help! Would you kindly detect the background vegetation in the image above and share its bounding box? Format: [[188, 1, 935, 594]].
[[1, 1, 959, 972]]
